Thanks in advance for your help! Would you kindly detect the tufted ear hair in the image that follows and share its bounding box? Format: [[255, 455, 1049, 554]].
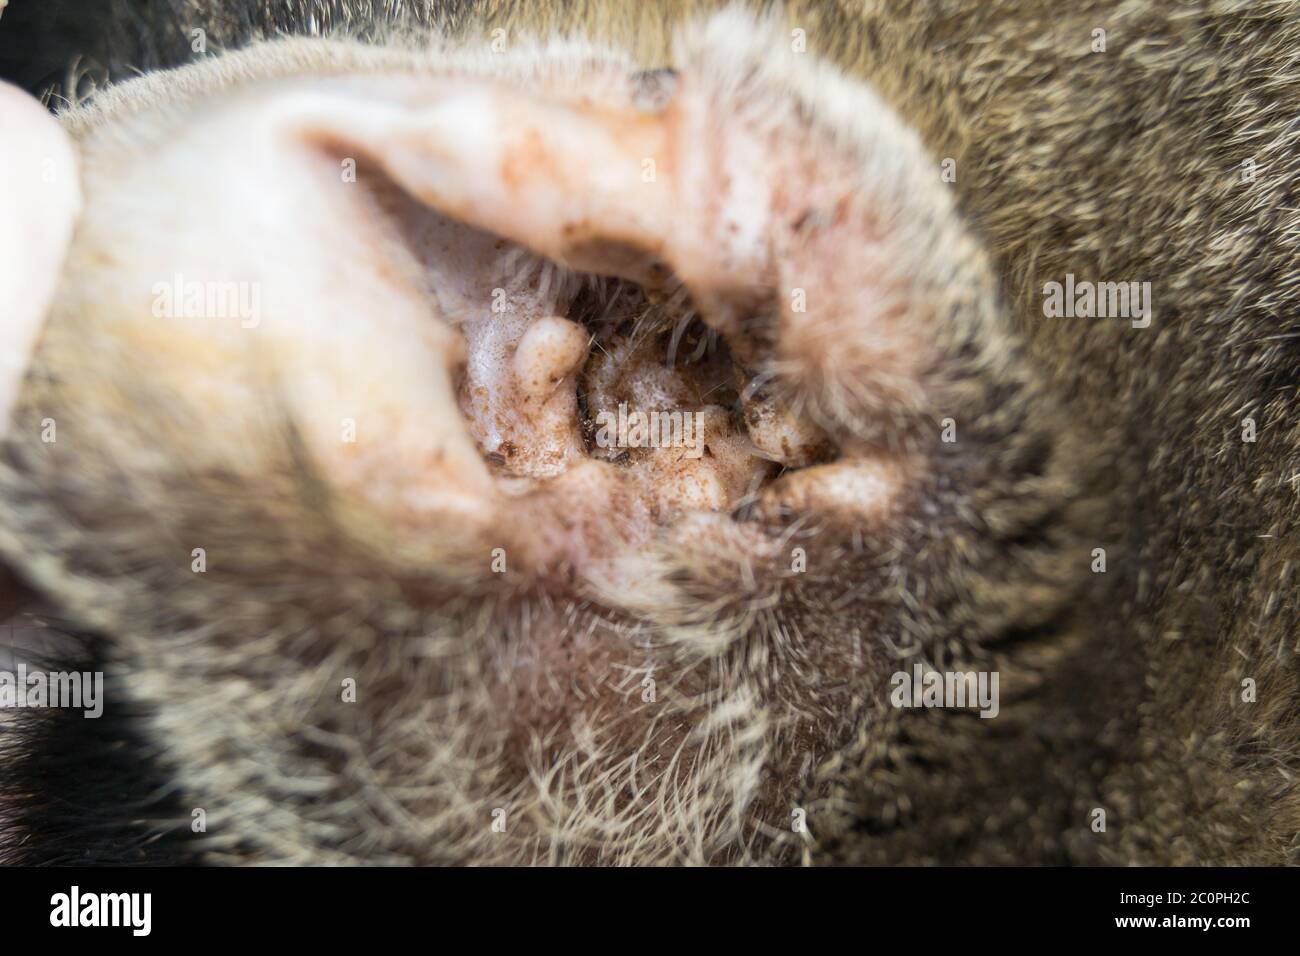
[[0, 80, 80, 437]]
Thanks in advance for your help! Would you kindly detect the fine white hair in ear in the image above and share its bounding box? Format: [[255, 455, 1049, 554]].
[[0, 80, 80, 436]]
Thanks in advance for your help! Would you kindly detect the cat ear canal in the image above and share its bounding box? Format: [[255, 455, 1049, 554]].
[[285, 53, 964, 453], [0, 82, 80, 437], [275, 51, 974, 532], [120, 28, 969, 570]]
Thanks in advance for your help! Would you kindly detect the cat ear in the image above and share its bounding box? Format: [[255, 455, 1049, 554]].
[[0, 82, 80, 436]]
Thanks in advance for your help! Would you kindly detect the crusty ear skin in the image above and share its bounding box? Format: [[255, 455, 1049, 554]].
[[16, 21, 970, 591], [0, 81, 80, 437]]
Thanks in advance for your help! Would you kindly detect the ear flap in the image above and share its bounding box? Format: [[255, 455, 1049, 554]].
[[0, 81, 80, 436]]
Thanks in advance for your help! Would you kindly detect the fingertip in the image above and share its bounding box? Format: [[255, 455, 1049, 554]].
[[0, 81, 81, 437]]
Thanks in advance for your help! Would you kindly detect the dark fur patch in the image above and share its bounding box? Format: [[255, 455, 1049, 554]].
[[0, 634, 199, 866], [0, 0, 461, 103]]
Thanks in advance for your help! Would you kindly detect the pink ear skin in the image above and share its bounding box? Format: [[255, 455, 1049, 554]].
[[278, 74, 923, 577], [57, 45, 942, 589], [285, 73, 930, 513], [286, 71, 943, 427], [0, 81, 81, 437]]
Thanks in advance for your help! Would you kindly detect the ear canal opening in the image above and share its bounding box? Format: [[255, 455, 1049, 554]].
[[293, 77, 843, 560], [348, 148, 840, 528]]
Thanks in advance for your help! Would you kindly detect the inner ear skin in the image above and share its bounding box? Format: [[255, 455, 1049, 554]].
[[0, 17, 1088, 865]]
